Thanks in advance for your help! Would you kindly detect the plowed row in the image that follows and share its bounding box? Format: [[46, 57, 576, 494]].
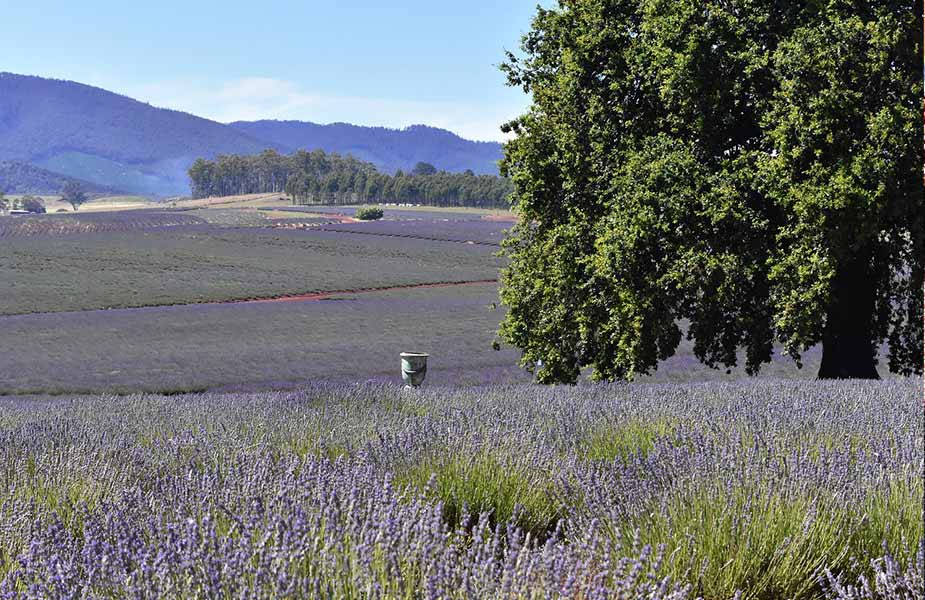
[[0, 211, 206, 238]]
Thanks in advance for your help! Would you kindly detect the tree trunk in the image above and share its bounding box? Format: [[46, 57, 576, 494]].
[[818, 252, 880, 379]]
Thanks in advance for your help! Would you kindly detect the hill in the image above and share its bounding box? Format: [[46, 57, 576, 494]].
[[0, 73, 277, 196], [0, 73, 505, 196], [229, 121, 502, 176], [0, 160, 123, 196]]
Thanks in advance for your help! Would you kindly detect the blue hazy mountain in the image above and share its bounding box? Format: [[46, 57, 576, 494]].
[[0, 73, 504, 197]]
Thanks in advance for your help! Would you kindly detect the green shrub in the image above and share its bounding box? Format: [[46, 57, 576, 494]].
[[355, 206, 384, 221], [397, 451, 565, 539]]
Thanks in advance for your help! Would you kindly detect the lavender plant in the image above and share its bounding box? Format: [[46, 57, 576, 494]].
[[0, 379, 920, 599]]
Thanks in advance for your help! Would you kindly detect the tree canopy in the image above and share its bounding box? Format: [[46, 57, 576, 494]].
[[61, 181, 88, 211], [19, 195, 46, 213], [499, 0, 922, 383], [412, 162, 438, 176]]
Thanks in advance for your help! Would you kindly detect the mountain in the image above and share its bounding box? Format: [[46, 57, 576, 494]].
[[228, 121, 502, 176], [0, 73, 505, 197], [0, 161, 123, 196], [0, 73, 281, 196]]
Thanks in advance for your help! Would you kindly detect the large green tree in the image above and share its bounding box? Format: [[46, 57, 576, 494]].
[[499, 0, 922, 382]]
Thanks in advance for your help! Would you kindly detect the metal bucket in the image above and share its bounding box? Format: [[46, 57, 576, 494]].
[[400, 352, 429, 387]]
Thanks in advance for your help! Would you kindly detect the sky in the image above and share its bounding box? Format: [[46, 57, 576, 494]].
[[1, 1, 550, 142]]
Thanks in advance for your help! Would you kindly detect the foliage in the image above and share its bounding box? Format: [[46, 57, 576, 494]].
[[0, 380, 920, 598], [60, 181, 87, 211], [412, 161, 438, 176], [189, 148, 514, 208], [230, 121, 502, 175], [354, 206, 384, 220], [18, 195, 45, 213], [498, 1, 922, 383]]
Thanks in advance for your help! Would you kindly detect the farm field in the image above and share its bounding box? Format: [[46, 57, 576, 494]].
[[0, 206, 845, 395], [1, 1, 919, 598], [169, 192, 291, 209], [0, 210, 205, 238], [318, 219, 508, 245], [170, 194, 516, 221], [0, 203, 917, 600], [0, 280, 829, 396], [281, 203, 516, 222], [0, 283, 526, 395], [0, 221, 503, 315], [0, 380, 920, 598], [6, 195, 156, 213]]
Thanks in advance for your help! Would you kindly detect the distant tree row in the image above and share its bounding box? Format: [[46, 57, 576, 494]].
[[188, 150, 513, 208]]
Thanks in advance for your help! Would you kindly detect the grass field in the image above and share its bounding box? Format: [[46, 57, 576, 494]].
[[0, 380, 920, 598]]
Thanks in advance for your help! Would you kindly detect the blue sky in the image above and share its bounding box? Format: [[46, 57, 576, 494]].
[[1, 1, 548, 142]]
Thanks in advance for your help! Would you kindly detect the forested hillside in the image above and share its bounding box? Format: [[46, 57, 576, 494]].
[[229, 121, 502, 175], [189, 150, 512, 208], [0, 161, 122, 196], [0, 73, 504, 196]]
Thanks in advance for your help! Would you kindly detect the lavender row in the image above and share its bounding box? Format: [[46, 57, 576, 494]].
[[319, 219, 510, 245], [0, 379, 921, 598], [0, 211, 206, 238]]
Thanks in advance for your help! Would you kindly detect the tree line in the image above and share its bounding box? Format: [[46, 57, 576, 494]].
[[188, 149, 513, 209]]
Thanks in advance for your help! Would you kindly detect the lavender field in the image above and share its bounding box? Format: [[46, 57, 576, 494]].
[[0, 284, 528, 395], [0, 380, 920, 599], [0, 210, 206, 238], [0, 225, 501, 315], [318, 219, 507, 246]]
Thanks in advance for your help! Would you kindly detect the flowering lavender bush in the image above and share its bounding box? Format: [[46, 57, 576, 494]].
[[0, 379, 921, 598]]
